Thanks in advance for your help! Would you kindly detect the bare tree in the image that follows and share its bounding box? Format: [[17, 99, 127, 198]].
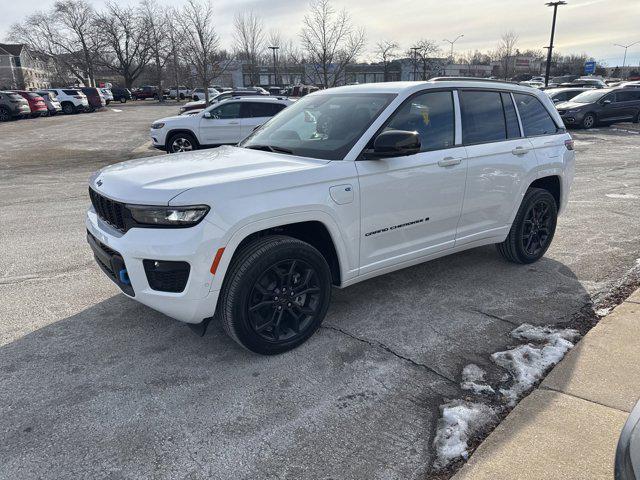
[[375, 40, 399, 81], [300, 0, 365, 88], [234, 11, 265, 86], [9, 0, 100, 86], [407, 39, 441, 80], [177, 0, 225, 104], [95, 2, 152, 88], [165, 9, 184, 102], [496, 31, 519, 80], [140, 0, 170, 100]]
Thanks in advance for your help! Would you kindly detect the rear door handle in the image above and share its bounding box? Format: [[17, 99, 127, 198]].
[[438, 156, 462, 167], [511, 146, 531, 156], [228, 121, 240, 125]]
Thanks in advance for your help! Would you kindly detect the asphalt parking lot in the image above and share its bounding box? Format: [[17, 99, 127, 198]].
[[1, 103, 639, 479]]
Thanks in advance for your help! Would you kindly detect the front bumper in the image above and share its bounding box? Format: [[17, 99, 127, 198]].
[[86, 208, 224, 324], [150, 128, 167, 149], [559, 111, 585, 125]]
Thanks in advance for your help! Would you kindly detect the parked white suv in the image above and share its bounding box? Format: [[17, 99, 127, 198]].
[[150, 96, 294, 153], [87, 79, 574, 354], [46, 88, 89, 114]]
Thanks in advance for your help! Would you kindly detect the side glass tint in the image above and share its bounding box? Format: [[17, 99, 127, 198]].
[[460, 90, 506, 144], [384, 90, 455, 151], [513, 93, 558, 137], [501, 93, 521, 138]]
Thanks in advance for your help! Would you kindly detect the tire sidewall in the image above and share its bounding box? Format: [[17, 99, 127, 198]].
[[167, 132, 197, 153], [225, 240, 332, 355], [512, 190, 558, 263]]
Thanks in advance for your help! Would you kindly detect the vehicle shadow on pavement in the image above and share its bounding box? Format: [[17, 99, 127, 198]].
[[0, 246, 590, 479]]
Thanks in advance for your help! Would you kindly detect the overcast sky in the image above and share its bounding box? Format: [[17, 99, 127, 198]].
[[2, 0, 639, 67]]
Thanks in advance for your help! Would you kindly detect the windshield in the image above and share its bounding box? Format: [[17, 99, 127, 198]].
[[239, 93, 396, 160], [571, 90, 609, 103]]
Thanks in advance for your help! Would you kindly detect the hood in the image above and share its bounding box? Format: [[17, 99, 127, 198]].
[[555, 101, 587, 109], [157, 114, 190, 123], [183, 100, 205, 108], [90, 146, 330, 205]]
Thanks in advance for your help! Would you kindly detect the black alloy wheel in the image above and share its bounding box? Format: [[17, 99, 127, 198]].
[[219, 235, 332, 355], [247, 259, 322, 343], [521, 200, 553, 257], [496, 188, 558, 264]]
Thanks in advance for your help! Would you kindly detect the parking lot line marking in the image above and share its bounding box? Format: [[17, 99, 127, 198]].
[[110, 108, 123, 112]]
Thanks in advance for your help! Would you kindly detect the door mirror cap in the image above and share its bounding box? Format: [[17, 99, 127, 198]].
[[372, 130, 421, 157], [602, 99, 612, 105], [203, 111, 212, 119]]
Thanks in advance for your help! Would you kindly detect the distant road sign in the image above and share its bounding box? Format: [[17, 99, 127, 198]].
[[584, 61, 596, 74]]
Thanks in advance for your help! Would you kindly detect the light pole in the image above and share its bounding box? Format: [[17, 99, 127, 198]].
[[544, 1, 566, 87], [410, 46, 419, 80], [443, 35, 464, 63], [268, 46, 280, 87], [613, 41, 640, 76]]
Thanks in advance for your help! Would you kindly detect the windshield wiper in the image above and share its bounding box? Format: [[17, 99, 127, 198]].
[[245, 144, 294, 155]]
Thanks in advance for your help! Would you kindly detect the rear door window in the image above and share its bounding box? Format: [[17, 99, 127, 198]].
[[245, 102, 287, 118], [501, 93, 521, 138], [513, 94, 559, 136], [460, 90, 506, 144], [616, 90, 640, 102], [384, 90, 455, 151], [63, 90, 78, 95]]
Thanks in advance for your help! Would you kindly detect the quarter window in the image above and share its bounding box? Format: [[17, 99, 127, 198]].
[[460, 90, 506, 144], [383, 90, 455, 151], [513, 94, 558, 136]]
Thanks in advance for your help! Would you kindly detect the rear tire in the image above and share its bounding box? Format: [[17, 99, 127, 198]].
[[62, 103, 75, 115], [582, 113, 596, 129], [219, 235, 332, 355], [0, 107, 10, 122], [496, 188, 558, 264], [167, 132, 198, 153]]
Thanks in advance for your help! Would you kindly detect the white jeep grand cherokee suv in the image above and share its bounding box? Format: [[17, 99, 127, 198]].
[[150, 96, 293, 153], [87, 79, 575, 354]]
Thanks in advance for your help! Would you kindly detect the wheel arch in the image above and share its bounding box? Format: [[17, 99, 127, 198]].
[[165, 129, 200, 150], [529, 175, 561, 208], [211, 213, 352, 292]]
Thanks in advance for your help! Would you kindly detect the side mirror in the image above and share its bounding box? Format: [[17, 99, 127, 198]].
[[552, 98, 561, 103], [602, 99, 612, 106], [203, 111, 212, 119], [371, 130, 421, 157]]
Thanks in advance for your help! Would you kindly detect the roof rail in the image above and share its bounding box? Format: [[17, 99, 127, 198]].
[[430, 77, 519, 85]]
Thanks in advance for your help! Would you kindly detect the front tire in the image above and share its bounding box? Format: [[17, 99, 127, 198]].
[[496, 188, 558, 264], [582, 113, 596, 129], [219, 236, 332, 355], [0, 107, 10, 122], [167, 132, 198, 153]]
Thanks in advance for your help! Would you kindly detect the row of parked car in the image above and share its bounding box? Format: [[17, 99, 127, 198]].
[[0, 86, 116, 121]]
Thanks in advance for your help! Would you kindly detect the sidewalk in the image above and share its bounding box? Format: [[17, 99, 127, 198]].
[[453, 289, 640, 480]]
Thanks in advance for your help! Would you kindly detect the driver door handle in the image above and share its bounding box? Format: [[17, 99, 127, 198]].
[[228, 121, 240, 125], [438, 157, 462, 167], [512, 146, 531, 156]]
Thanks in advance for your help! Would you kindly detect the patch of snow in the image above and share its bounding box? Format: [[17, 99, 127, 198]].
[[595, 307, 612, 317], [605, 193, 639, 199], [432, 400, 498, 470], [461, 364, 495, 395], [492, 324, 579, 406], [110, 108, 123, 112]]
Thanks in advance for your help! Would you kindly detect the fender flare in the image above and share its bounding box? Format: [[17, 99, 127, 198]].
[[208, 210, 355, 292]]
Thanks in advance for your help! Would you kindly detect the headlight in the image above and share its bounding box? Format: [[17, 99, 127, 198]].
[[126, 205, 210, 227], [567, 108, 582, 114], [151, 122, 165, 129]]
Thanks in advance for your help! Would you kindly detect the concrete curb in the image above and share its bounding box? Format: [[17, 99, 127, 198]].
[[452, 288, 640, 479]]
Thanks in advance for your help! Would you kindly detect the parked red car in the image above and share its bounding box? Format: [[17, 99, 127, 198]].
[[79, 87, 106, 112], [12, 91, 47, 117]]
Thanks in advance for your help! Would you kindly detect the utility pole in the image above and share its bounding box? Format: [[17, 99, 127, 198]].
[[268, 46, 280, 87], [443, 34, 464, 76], [544, 1, 566, 87], [614, 41, 640, 77], [410, 46, 419, 81]]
